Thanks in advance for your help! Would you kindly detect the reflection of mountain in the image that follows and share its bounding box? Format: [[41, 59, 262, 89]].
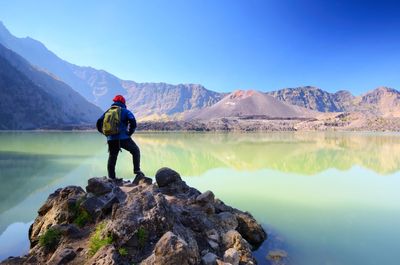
[[0, 132, 104, 235], [136, 132, 400, 176]]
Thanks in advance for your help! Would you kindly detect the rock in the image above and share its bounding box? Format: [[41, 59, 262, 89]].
[[207, 239, 219, 250], [84, 245, 121, 265], [234, 211, 267, 248], [142, 231, 198, 265], [86, 177, 114, 196], [266, 250, 289, 265], [196, 190, 215, 204], [155, 167, 181, 187], [0, 257, 28, 265], [80, 196, 104, 217], [52, 224, 81, 239], [223, 248, 239, 265], [222, 230, 255, 265], [202, 252, 218, 265], [216, 260, 232, 265], [217, 212, 238, 231], [29, 186, 85, 246], [48, 247, 76, 265], [206, 229, 220, 242]]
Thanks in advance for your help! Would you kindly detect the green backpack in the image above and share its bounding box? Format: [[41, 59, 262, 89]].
[[102, 106, 121, 136]]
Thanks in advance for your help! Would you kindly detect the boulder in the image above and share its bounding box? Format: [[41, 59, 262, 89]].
[[196, 190, 215, 204], [222, 230, 255, 265], [80, 196, 104, 217], [48, 247, 76, 265], [142, 231, 198, 265], [234, 211, 266, 248], [52, 224, 81, 239], [86, 177, 114, 196], [217, 212, 238, 231], [155, 167, 181, 187], [223, 248, 239, 265], [202, 252, 218, 265], [84, 245, 121, 265]]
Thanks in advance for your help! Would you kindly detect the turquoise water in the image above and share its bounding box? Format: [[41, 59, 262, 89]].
[[0, 131, 400, 264]]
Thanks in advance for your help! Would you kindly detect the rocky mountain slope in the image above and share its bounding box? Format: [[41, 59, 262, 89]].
[[1, 168, 267, 265], [0, 21, 127, 110], [354, 87, 400, 117], [266, 86, 355, 112], [0, 21, 224, 117], [184, 90, 315, 121], [0, 44, 102, 130], [122, 81, 223, 119]]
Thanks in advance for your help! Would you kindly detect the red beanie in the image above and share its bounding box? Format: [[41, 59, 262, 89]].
[[113, 95, 126, 105]]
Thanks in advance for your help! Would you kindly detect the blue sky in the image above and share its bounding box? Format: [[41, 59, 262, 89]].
[[0, 0, 399, 94]]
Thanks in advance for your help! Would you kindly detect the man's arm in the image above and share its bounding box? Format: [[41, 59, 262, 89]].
[[127, 110, 137, 136]]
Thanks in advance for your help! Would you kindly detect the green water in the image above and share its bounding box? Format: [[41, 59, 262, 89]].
[[0, 131, 399, 264]]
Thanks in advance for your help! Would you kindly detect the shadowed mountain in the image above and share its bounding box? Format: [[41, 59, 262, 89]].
[[0, 21, 126, 110], [267, 86, 355, 112], [0, 44, 102, 129], [184, 90, 315, 120]]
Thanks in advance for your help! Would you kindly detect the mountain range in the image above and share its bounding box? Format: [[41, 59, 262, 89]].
[[0, 21, 221, 118], [1, 21, 400, 129]]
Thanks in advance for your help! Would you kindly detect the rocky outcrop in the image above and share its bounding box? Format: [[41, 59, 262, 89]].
[[267, 86, 354, 112], [1, 168, 266, 265]]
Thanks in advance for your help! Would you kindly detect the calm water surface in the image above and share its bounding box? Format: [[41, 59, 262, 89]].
[[0, 131, 399, 265]]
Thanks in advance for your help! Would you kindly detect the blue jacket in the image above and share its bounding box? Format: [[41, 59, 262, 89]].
[[97, 102, 137, 141]]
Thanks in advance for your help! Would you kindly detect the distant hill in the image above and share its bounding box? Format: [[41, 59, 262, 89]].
[[0, 44, 102, 130], [266, 86, 355, 112], [184, 90, 315, 120], [354, 87, 400, 117], [267, 86, 400, 117]]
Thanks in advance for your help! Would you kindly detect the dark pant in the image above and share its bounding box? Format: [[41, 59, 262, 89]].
[[107, 138, 141, 179]]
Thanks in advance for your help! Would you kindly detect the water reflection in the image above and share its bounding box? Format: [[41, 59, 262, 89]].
[[138, 132, 400, 175], [0, 131, 400, 264]]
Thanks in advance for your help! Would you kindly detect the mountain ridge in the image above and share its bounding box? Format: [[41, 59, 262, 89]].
[[0, 43, 103, 129], [1, 21, 400, 125]]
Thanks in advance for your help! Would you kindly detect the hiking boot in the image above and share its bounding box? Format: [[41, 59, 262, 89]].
[[132, 171, 152, 185], [134, 170, 145, 177], [110, 177, 123, 186]]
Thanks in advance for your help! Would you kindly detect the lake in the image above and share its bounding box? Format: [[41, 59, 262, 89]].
[[0, 131, 399, 265]]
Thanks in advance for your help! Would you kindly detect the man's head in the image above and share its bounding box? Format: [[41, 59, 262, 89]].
[[113, 95, 126, 105]]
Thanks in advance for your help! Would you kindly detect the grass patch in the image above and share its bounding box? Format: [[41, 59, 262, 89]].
[[118, 247, 128, 256], [88, 222, 113, 257], [69, 197, 92, 227], [39, 227, 62, 251], [74, 209, 91, 227], [137, 227, 148, 248]]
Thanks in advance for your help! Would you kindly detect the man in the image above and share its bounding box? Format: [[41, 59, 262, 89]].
[[97, 95, 145, 181]]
